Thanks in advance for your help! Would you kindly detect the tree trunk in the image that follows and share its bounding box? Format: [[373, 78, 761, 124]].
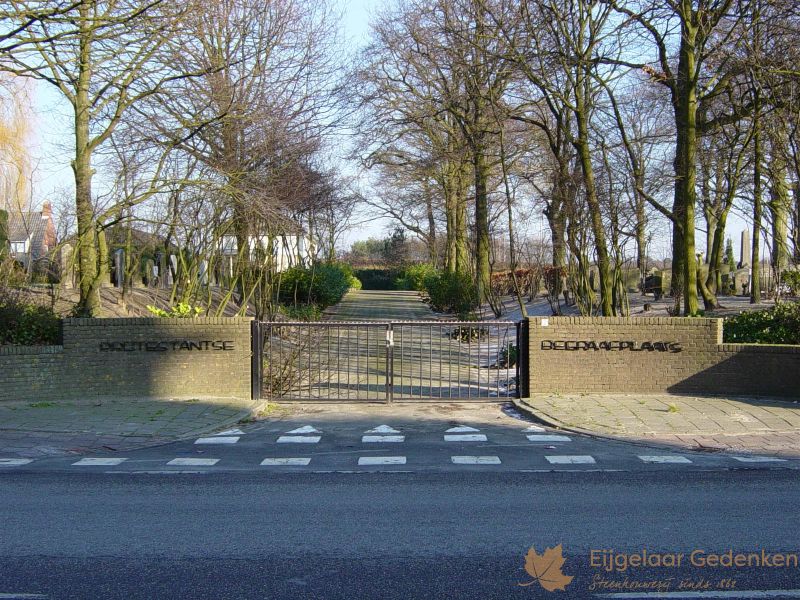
[[768, 131, 790, 275], [574, 101, 613, 316], [72, 16, 100, 316], [705, 211, 728, 306], [672, 15, 699, 316], [634, 172, 648, 293], [751, 99, 762, 304], [455, 163, 470, 275], [793, 181, 800, 263], [473, 147, 491, 304]]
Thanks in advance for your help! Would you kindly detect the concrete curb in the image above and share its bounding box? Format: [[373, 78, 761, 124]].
[[511, 398, 794, 459]]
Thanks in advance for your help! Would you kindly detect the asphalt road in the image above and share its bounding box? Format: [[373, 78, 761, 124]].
[[0, 468, 799, 599]]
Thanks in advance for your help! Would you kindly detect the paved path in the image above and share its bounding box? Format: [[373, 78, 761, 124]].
[[325, 290, 436, 321], [517, 394, 800, 458], [0, 397, 262, 458]]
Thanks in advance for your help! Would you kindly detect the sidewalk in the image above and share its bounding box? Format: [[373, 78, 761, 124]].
[[516, 394, 800, 458], [0, 397, 265, 458]]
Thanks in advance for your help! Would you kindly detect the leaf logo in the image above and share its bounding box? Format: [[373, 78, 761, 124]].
[[519, 544, 574, 592]]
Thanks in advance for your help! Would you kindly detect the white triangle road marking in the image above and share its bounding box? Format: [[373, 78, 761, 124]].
[[72, 457, 128, 466], [362, 435, 405, 443], [167, 458, 219, 466], [451, 456, 501, 465], [0, 458, 33, 466], [638, 455, 692, 464], [286, 425, 321, 434], [365, 425, 401, 434], [731, 456, 787, 463], [526, 435, 571, 442], [277, 436, 321, 444], [444, 434, 488, 442], [358, 456, 406, 466], [195, 436, 239, 445], [445, 426, 480, 433], [261, 458, 311, 466], [545, 455, 596, 465], [523, 425, 546, 433], [215, 428, 245, 436]]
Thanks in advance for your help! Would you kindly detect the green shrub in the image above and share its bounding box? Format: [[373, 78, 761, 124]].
[[349, 274, 362, 290], [279, 263, 352, 309], [423, 270, 479, 318], [353, 268, 402, 290], [783, 271, 800, 295], [279, 303, 322, 322], [499, 343, 518, 367], [723, 301, 800, 345], [399, 263, 437, 292], [147, 302, 204, 318], [0, 290, 61, 345]]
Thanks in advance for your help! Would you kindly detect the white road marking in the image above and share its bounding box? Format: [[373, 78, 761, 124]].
[[731, 456, 787, 463], [444, 434, 487, 442], [195, 436, 239, 445], [365, 425, 400, 434], [358, 456, 407, 466], [167, 458, 219, 466], [523, 425, 546, 432], [594, 590, 800, 598], [638, 455, 692, 464], [277, 436, 321, 444], [519, 469, 626, 473], [545, 455, 596, 465], [0, 459, 33, 467], [215, 428, 244, 436], [446, 426, 480, 433], [286, 425, 321, 434], [0, 593, 49, 598], [451, 456, 501, 465], [126, 471, 205, 475], [362, 435, 405, 443], [260, 458, 311, 466], [72, 458, 128, 466], [526, 435, 572, 442]]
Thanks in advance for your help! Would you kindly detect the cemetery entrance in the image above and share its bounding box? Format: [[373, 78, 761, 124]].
[[251, 321, 524, 402]]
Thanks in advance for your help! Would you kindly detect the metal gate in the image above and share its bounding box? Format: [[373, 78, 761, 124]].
[[251, 320, 523, 401]]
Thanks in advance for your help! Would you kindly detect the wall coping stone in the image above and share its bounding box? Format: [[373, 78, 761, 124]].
[[63, 317, 254, 326], [0, 345, 64, 355], [528, 316, 718, 326]]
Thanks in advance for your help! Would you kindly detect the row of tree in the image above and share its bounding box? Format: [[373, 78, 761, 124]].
[[354, 0, 800, 316]]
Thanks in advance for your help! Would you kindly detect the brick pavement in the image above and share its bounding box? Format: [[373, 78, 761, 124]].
[[516, 394, 800, 457], [0, 396, 265, 458]]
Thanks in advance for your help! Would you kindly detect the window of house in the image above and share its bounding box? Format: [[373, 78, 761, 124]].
[[10, 240, 29, 254]]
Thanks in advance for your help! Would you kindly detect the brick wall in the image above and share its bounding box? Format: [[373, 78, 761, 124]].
[[0, 318, 252, 402], [528, 317, 800, 397]]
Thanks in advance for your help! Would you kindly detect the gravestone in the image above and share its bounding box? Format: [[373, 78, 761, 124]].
[[169, 254, 178, 286], [112, 248, 124, 288], [59, 244, 75, 289], [739, 230, 751, 268]]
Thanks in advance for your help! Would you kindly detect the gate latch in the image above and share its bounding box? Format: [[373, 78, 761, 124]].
[[386, 329, 394, 347]]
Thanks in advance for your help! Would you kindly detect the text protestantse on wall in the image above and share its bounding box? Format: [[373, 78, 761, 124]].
[[99, 341, 235, 352]]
